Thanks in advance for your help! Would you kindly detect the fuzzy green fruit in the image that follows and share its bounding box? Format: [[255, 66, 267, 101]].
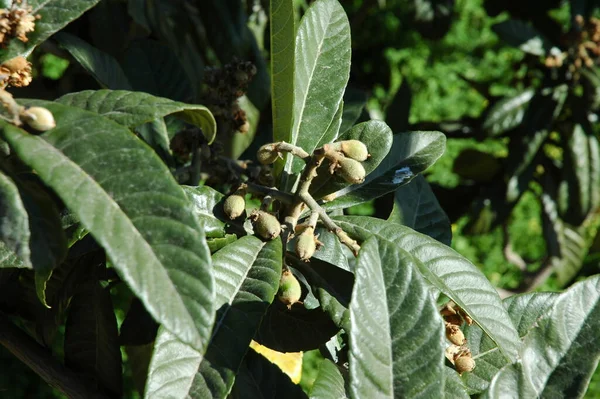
[[223, 194, 246, 220], [295, 227, 316, 261], [257, 143, 279, 165], [278, 270, 302, 309], [340, 140, 369, 161], [21, 107, 56, 131], [253, 211, 281, 240], [336, 157, 366, 184]]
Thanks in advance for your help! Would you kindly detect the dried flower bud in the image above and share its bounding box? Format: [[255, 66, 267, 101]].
[[252, 210, 281, 240], [0, 56, 32, 87], [295, 227, 317, 261], [336, 157, 366, 184], [445, 323, 466, 346], [257, 143, 279, 165], [21, 107, 56, 131], [278, 270, 302, 309], [454, 355, 475, 375], [223, 194, 246, 220], [444, 314, 463, 327]]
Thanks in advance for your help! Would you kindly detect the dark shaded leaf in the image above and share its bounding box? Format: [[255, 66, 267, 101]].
[[64, 281, 122, 397], [229, 348, 308, 399], [54, 32, 132, 90], [388, 175, 452, 246], [492, 19, 552, 56], [122, 39, 193, 102]]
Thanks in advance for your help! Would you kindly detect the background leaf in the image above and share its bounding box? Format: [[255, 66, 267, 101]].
[[335, 216, 521, 362], [492, 19, 552, 56], [56, 90, 216, 144], [54, 32, 132, 90], [388, 174, 452, 246], [64, 281, 122, 397], [348, 236, 445, 399], [0, 170, 30, 267], [0, 0, 101, 62], [481, 89, 535, 137], [1, 101, 214, 352], [122, 39, 193, 102]]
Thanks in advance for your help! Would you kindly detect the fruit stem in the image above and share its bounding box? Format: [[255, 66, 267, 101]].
[[243, 182, 295, 204], [298, 191, 361, 256]]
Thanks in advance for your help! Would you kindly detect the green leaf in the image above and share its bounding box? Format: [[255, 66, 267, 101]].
[[270, 0, 295, 144], [335, 216, 521, 362], [462, 292, 558, 394], [284, 0, 351, 180], [444, 367, 469, 399], [135, 118, 174, 166], [481, 89, 535, 137], [146, 237, 282, 398], [289, 256, 353, 329], [64, 281, 122, 397], [207, 234, 238, 254], [54, 32, 132, 90], [561, 123, 596, 225], [505, 86, 567, 203], [190, 237, 282, 398], [339, 87, 368, 134], [122, 39, 193, 102], [483, 275, 600, 398], [229, 96, 260, 159], [229, 348, 308, 399], [348, 236, 445, 399], [310, 120, 393, 201], [181, 185, 226, 238], [0, 171, 67, 300], [541, 190, 588, 286], [0, 102, 214, 352], [144, 327, 202, 399], [0, 0, 101, 62], [492, 20, 552, 56], [56, 90, 217, 144], [388, 175, 452, 246], [0, 170, 30, 267], [310, 359, 347, 399], [323, 131, 445, 211]]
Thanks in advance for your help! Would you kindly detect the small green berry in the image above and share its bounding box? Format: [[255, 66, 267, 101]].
[[21, 107, 56, 131], [252, 211, 281, 240], [336, 157, 366, 184], [257, 143, 279, 165], [340, 140, 369, 161], [223, 194, 246, 220], [278, 270, 302, 309], [295, 227, 317, 261]]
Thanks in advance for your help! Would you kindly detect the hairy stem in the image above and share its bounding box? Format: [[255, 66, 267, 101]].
[[244, 182, 295, 204]]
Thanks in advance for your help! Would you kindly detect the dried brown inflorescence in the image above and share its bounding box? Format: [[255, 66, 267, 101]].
[[0, 1, 40, 47], [0, 56, 32, 87]]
